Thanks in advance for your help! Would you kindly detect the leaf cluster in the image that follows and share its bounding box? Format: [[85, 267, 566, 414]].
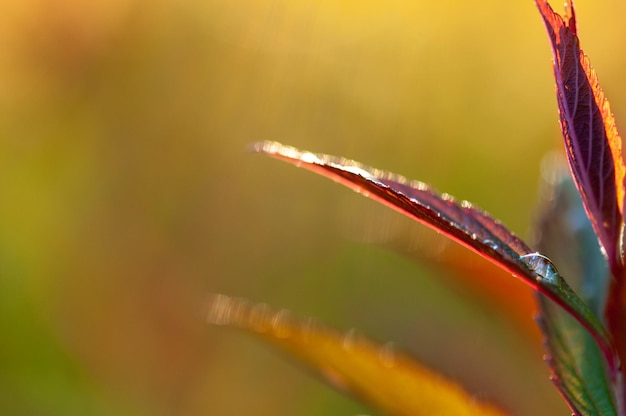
[[210, 1, 626, 414]]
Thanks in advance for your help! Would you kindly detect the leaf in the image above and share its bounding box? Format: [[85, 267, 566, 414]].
[[538, 297, 617, 416], [206, 293, 505, 416], [252, 140, 616, 375], [536, 0, 626, 278], [533, 154, 611, 316], [339, 196, 541, 347], [533, 157, 616, 415]]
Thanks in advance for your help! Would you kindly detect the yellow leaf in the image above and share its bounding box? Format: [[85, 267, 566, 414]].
[[207, 294, 506, 416]]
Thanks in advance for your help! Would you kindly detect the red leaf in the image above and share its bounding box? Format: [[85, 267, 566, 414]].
[[254, 141, 533, 271], [536, 0, 626, 277], [252, 141, 616, 375]]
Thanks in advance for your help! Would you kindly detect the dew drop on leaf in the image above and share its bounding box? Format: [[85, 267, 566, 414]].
[[519, 253, 560, 285], [483, 239, 500, 251]]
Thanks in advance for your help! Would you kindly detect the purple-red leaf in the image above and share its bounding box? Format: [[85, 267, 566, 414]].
[[536, 0, 626, 278], [252, 141, 616, 375], [254, 141, 532, 268]]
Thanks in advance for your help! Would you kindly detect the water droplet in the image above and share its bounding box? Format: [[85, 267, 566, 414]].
[[520, 253, 560, 284], [379, 342, 396, 368], [483, 239, 499, 251]]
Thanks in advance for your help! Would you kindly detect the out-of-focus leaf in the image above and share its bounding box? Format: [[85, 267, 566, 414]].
[[206, 293, 505, 416], [533, 156, 616, 415], [536, 0, 626, 278], [339, 205, 541, 347], [534, 155, 611, 316], [252, 141, 615, 373]]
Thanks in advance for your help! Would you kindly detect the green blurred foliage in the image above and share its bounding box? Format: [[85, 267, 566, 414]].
[[1, 0, 625, 414]]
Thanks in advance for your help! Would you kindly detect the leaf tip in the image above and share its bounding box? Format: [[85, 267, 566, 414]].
[[535, 0, 577, 36]]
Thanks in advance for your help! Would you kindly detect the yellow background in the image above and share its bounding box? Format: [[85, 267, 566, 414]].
[[2, 0, 625, 414]]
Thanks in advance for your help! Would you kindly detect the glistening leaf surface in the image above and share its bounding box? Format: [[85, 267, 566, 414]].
[[207, 294, 505, 416], [533, 161, 616, 415], [252, 141, 615, 374], [536, 0, 626, 277]]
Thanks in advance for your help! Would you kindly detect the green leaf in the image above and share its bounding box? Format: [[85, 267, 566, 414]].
[[534, 157, 617, 415], [538, 297, 616, 415], [207, 294, 505, 416]]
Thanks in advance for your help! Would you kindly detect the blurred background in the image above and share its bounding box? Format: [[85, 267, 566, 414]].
[[2, 0, 626, 414]]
